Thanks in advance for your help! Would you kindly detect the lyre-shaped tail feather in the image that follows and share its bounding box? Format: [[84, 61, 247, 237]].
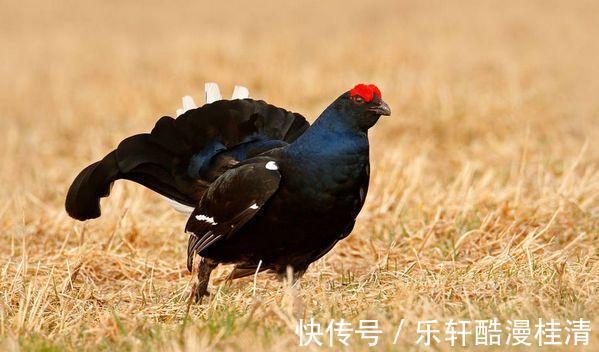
[[66, 82, 309, 221]]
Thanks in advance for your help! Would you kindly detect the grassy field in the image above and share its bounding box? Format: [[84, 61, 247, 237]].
[[1, 0, 598, 350]]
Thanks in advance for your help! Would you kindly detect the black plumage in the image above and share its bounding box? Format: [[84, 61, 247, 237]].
[[66, 84, 390, 301], [66, 99, 307, 220]]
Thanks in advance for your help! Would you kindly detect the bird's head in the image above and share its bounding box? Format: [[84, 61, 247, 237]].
[[329, 83, 391, 131]]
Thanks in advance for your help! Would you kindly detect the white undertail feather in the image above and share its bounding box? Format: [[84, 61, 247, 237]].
[[182, 95, 197, 111], [205, 82, 222, 103], [176, 83, 249, 116], [231, 85, 249, 99], [161, 196, 194, 214], [169, 82, 251, 213]]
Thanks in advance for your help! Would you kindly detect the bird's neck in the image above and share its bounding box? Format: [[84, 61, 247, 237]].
[[285, 108, 369, 159]]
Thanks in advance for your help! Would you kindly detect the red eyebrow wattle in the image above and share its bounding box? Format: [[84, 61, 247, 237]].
[[349, 83, 382, 102]]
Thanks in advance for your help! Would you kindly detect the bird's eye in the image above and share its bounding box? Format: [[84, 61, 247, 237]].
[[352, 95, 364, 104]]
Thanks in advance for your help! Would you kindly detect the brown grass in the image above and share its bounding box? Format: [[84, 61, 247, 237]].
[[0, 0, 598, 350]]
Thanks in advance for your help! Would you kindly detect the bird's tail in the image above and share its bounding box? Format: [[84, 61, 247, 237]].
[[65, 83, 309, 221], [65, 132, 207, 221], [65, 151, 120, 221]]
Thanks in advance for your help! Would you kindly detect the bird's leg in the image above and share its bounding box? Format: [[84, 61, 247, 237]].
[[194, 258, 217, 303], [277, 265, 307, 287], [292, 269, 306, 287]]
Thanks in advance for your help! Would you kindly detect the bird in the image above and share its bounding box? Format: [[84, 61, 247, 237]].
[[65, 83, 391, 302]]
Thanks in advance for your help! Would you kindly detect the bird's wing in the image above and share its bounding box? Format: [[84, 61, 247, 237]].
[[184, 158, 281, 271]]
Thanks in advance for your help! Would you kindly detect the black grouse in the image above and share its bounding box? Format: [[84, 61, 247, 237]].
[[66, 83, 391, 301]]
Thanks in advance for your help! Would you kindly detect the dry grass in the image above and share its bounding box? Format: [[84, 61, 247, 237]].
[[0, 0, 598, 350]]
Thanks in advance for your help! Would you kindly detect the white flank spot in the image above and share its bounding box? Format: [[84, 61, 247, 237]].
[[265, 161, 278, 170], [182, 95, 197, 112], [231, 85, 249, 99], [249, 203, 259, 210], [205, 82, 222, 103], [176, 108, 184, 117], [195, 214, 217, 225]]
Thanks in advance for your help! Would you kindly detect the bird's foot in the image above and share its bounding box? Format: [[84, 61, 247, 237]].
[[194, 281, 210, 303]]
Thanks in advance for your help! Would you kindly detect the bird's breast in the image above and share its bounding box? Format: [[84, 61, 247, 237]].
[[278, 152, 369, 217]]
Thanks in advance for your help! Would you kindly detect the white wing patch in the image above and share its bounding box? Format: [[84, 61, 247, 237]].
[[249, 203, 259, 210], [265, 161, 278, 170], [195, 214, 217, 225]]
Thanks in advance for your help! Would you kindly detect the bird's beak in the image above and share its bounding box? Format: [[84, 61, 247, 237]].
[[369, 100, 391, 116]]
